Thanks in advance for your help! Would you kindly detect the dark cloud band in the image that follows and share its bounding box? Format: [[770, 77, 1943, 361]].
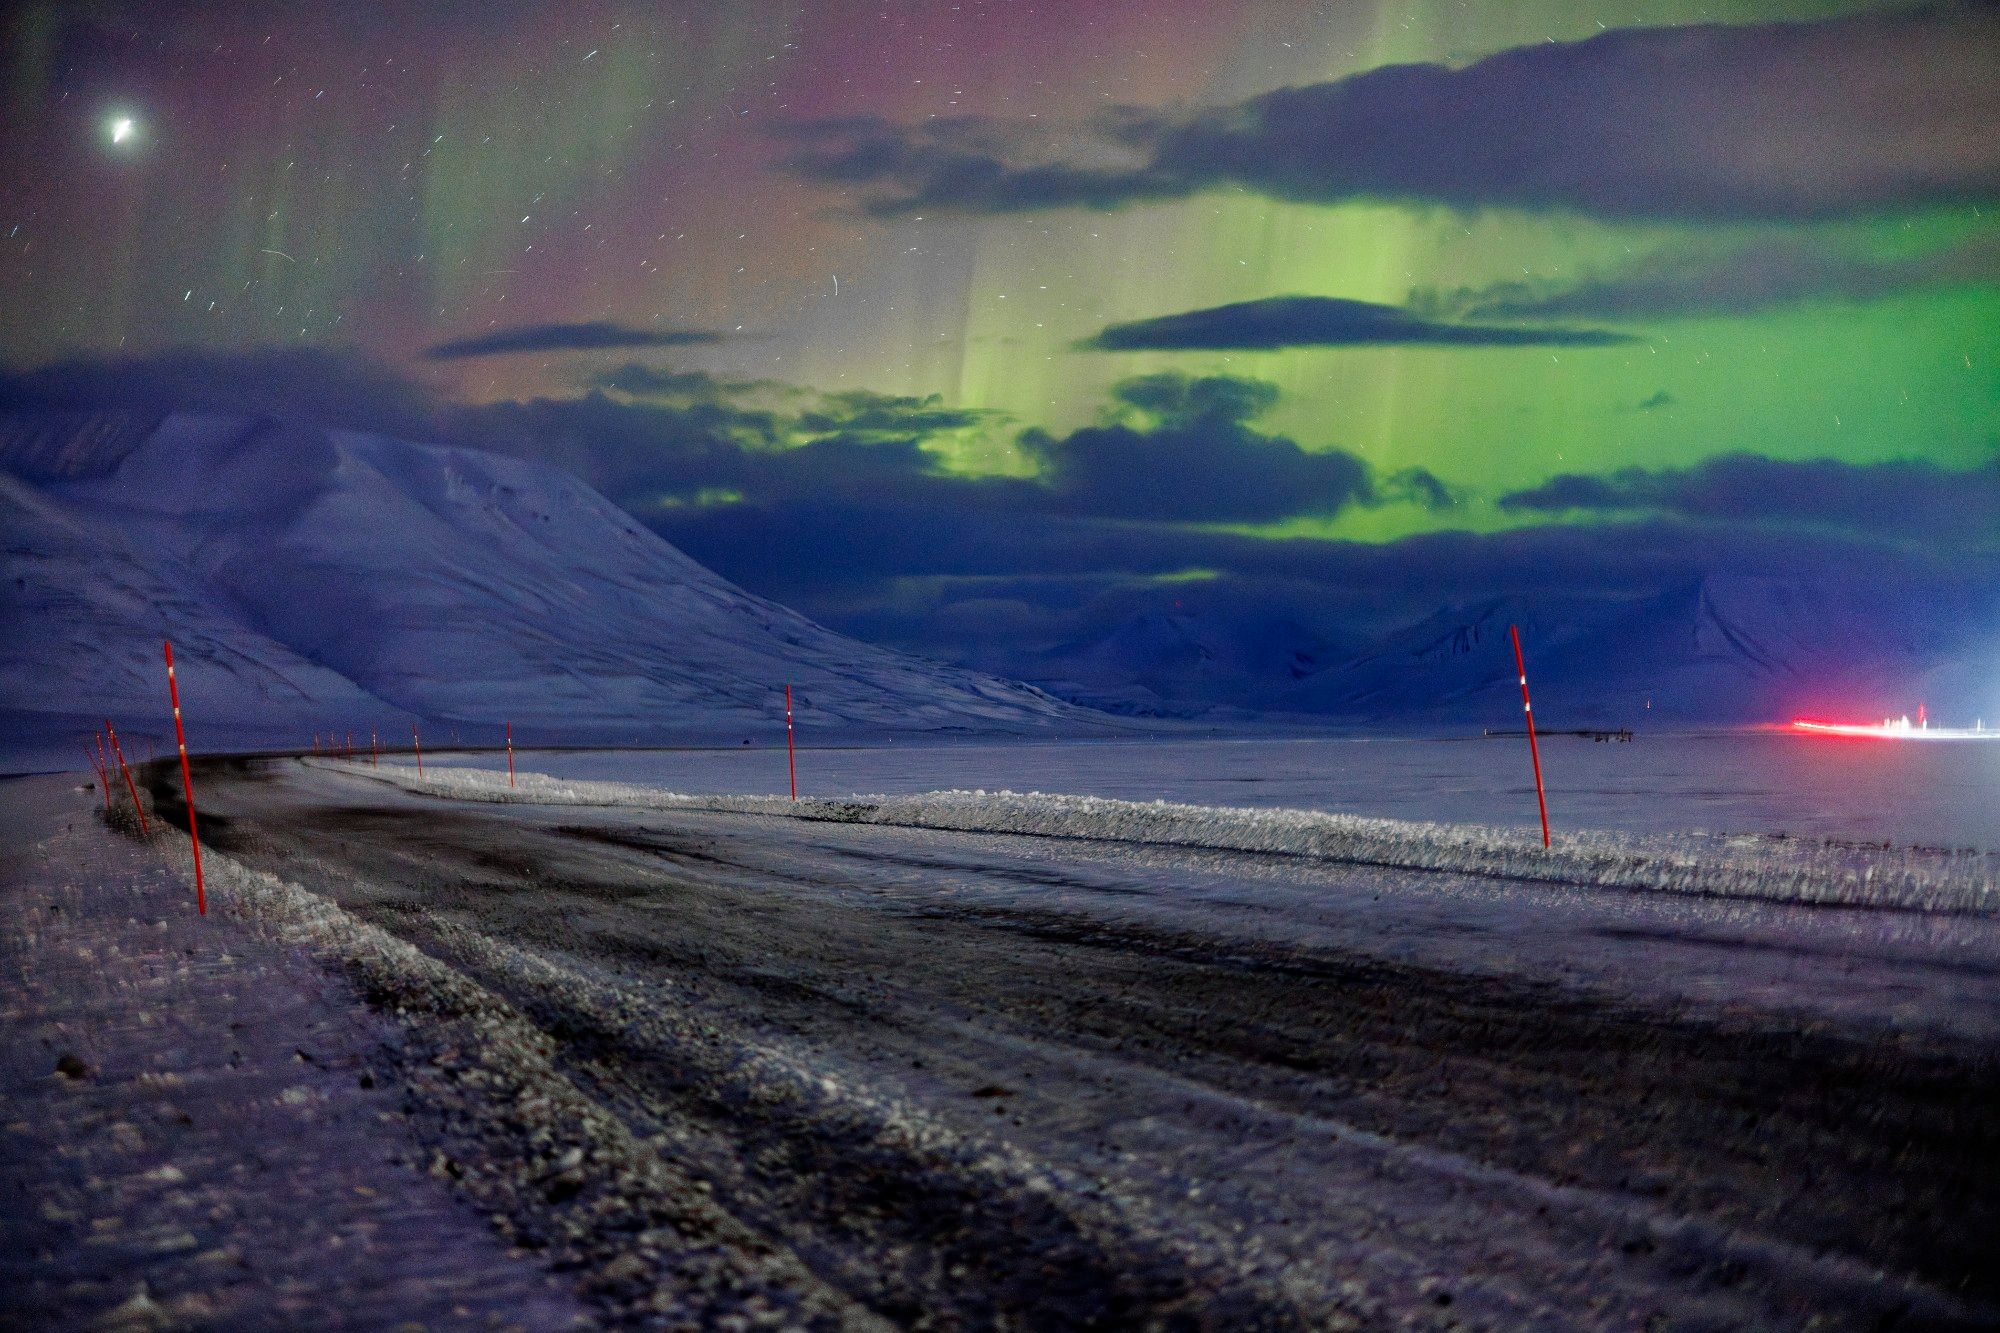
[[1500, 453, 2000, 548], [456, 368, 1449, 528], [779, 7, 2000, 222], [1423, 233, 2000, 323], [1082, 296, 1632, 351], [424, 322, 728, 361]]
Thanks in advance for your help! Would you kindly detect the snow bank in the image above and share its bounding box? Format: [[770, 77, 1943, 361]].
[[322, 759, 1998, 915], [144, 835, 881, 1327]]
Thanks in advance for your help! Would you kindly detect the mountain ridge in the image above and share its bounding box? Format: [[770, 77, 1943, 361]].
[[0, 409, 1098, 766]]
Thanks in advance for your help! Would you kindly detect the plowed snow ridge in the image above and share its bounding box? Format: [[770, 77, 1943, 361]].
[[322, 759, 1997, 914]]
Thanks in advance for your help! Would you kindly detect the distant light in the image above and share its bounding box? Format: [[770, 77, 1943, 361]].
[[1790, 716, 1997, 741], [108, 115, 136, 145]]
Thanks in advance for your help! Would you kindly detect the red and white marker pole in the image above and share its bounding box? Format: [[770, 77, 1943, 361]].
[[95, 730, 113, 813], [412, 724, 423, 776], [87, 737, 108, 802], [1509, 624, 1551, 849], [163, 641, 206, 916], [505, 722, 516, 788], [784, 685, 797, 801], [104, 720, 150, 836]]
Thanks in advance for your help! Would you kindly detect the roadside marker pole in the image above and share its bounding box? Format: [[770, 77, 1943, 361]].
[[95, 731, 113, 813], [505, 722, 516, 788], [1508, 624, 1551, 848], [87, 738, 108, 802], [162, 641, 206, 916], [412, 724, 423, 777], [105, 720, 150, 835], [371, 730, 379, 767], [784, 685, 797, 801], [346, 730, 353, 758]]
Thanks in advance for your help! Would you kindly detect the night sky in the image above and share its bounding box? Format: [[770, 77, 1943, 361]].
[[4, 0, 1996, 672]]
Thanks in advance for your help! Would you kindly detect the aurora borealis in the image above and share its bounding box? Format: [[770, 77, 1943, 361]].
[[4, 0, 1996, 699]]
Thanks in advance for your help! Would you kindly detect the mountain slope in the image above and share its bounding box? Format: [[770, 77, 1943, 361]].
[[0, 467, 402, 749], [0, 410, 1089, 764], [1278, 574, 1994, 726], [1021, 609, 1337, 715]]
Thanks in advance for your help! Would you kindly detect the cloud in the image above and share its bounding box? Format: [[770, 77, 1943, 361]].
[[12, 347, 1992, 703], [453, 370, 1446, 529], [1382, 467, 1463, 510], [1082, 296, 1633, 351], [1499, 453, 2000, 548], [595, 364, 789, 400], [795, 389, 996, 440], [424, 321, 729, 361], [777, 6, 2000, 221], [1424, 232, 2000, 322], [1015, 374, 1383, 521], [657, 497, 1997, 651]]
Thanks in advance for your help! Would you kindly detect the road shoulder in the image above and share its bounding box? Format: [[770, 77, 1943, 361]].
[[0, 774, 593, 1329]]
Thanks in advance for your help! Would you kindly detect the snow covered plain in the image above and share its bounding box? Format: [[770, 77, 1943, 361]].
[[337, 756, 1997, 917], [92, 750, 1996, 1328], [403, 729, 2000, 855]]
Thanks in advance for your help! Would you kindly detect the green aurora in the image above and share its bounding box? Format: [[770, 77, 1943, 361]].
[[3, 0, 1995, 655]]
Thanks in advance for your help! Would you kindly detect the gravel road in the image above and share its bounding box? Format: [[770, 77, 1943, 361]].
[[143, 755, 2000, 1329]]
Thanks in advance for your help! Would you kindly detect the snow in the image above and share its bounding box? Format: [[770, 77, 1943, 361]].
[[402, 731, 2000, 853], [1275, 575, 2000, 726], [19, 752, 1994, 1326], [165, 842, 875, 1326], [0, 776, 594, 1328], [326, 757, 1998, 915], [176, 757, 2000, 1323], [0, 408, 1102, 770], [973, 575, 1998, 724], [1013, 608, 1339, 715], [0, 467, 397, 752]]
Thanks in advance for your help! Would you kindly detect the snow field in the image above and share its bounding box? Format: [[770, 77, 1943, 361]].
[[323, 758, 1998, 915]]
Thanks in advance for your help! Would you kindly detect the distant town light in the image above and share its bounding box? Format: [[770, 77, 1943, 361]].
[[1791, 714, 1996, 741]]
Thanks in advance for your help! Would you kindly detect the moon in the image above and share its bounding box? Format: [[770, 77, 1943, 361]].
[[107, 115, 136, 145]]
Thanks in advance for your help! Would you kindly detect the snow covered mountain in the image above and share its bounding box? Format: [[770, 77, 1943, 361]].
[[1018, 609, 1337, 716], [1277, 575, 1997, 726], [0, 410, 1090, 767], [987, 573, 1995, 728]]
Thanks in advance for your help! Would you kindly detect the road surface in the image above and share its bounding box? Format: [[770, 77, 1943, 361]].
[[156, 755, 2000, 1330]]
